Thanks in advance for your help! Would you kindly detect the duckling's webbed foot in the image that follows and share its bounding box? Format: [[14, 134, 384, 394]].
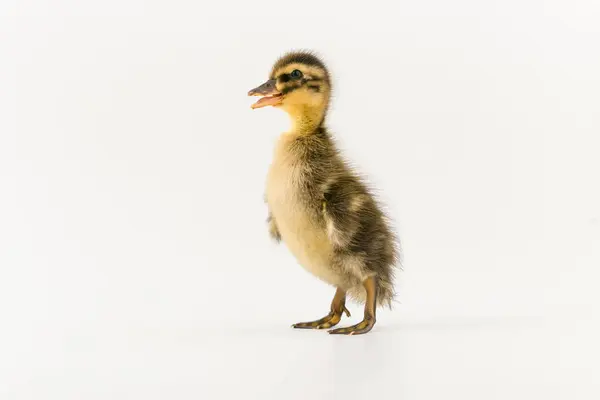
[[328, 276, 377, 336], [292, 288, 350, 330], [291, 310, 348, 329], [327, 316, 375, 335]]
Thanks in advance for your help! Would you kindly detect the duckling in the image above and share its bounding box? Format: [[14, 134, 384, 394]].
[[248, 51, 399, 335]]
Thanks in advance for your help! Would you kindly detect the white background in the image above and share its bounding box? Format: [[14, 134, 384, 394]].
[[1, 1, 599, 399]]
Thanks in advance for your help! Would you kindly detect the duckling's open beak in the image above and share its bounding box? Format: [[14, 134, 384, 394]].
[[248, 79, 283, 109]]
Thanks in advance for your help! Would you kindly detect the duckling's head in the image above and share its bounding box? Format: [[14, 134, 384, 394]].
[[248, 51, 331, 132]]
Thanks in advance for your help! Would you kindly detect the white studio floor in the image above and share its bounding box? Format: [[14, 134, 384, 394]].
[[2, 303, 597, 399]]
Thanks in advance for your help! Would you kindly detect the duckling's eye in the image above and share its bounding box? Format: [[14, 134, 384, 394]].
[[290, 69, 303, 79]]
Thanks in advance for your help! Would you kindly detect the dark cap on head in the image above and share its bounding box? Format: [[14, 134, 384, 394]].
[[270, 51, 329, 80]]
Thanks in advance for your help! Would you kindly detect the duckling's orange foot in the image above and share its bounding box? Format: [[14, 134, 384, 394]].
[[292, 306, 351, 330], [328, 318, 375, 335]]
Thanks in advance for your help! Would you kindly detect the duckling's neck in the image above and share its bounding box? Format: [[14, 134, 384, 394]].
[[287, 105, 327, 135]]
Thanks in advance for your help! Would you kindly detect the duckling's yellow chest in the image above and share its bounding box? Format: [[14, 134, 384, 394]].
[[265, 134, 337, 285]]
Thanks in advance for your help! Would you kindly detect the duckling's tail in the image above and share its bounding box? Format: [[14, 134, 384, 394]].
[[347, 274, 396, 309], [376, 276, 396, 309]]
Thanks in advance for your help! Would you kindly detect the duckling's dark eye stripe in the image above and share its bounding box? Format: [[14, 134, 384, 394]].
[[277, 75, 323, 83], [277, 75, 324, 94]]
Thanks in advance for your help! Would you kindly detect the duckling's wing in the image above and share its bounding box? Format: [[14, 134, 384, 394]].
[[321, 175, 371, 249]]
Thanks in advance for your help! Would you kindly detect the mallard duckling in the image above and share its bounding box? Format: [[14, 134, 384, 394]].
[[248, 51, 399, 335]]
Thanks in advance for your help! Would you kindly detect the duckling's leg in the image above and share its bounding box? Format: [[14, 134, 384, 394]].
[[292, 288, 351, 330], [328, 277, 377, 335]]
